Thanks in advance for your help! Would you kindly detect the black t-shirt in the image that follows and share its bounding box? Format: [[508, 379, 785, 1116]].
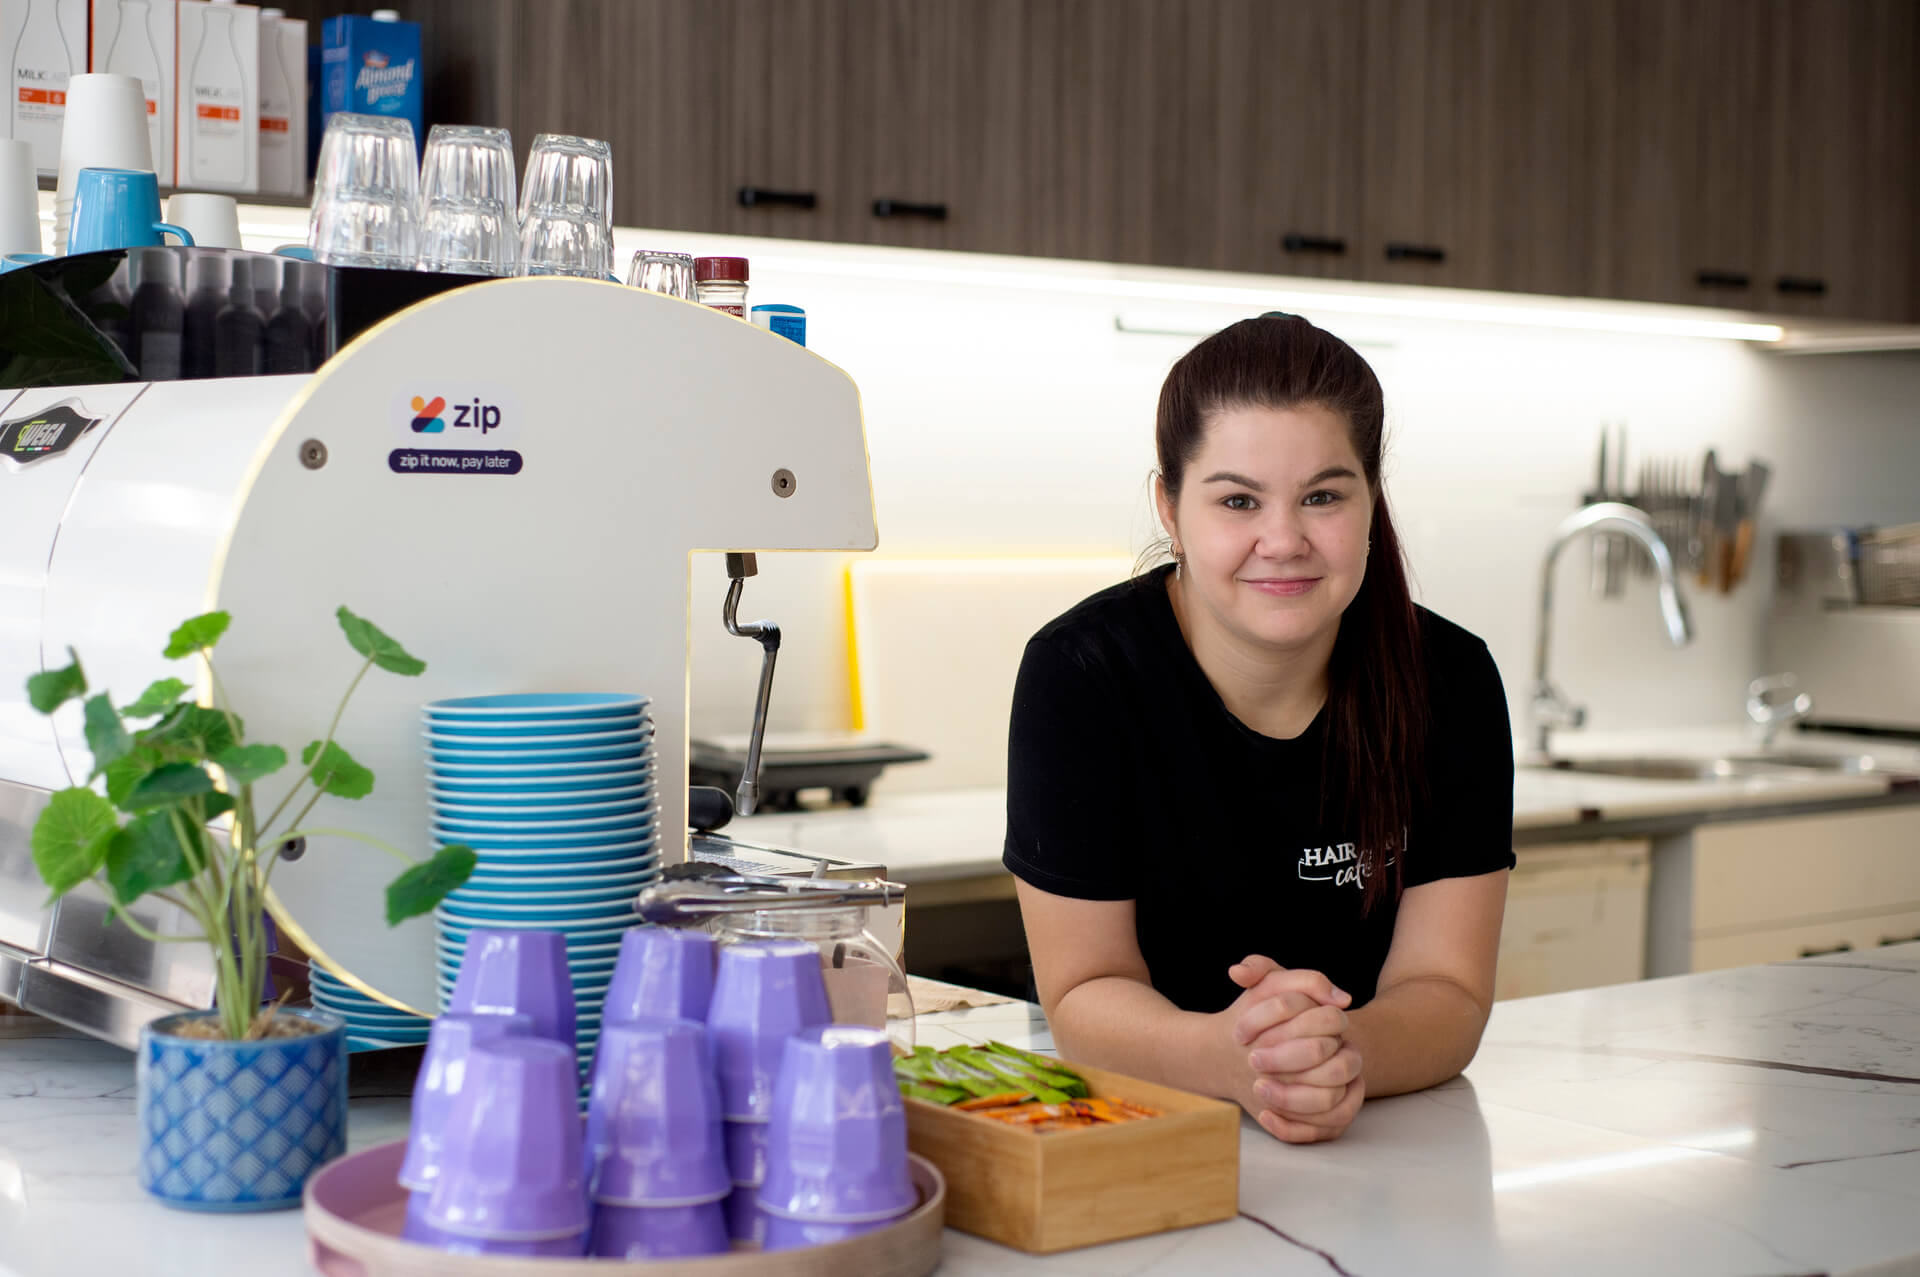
[[1003, 566, 1516, 1013]]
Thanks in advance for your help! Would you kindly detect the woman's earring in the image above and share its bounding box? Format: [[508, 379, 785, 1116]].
[[1172, 545, 1185, 576]]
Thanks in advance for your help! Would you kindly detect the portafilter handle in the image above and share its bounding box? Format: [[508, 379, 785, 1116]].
[[633, 875, 904, 925]]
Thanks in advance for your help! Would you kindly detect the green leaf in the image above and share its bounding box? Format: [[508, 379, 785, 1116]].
[[386, 844, 476, 924], [30, 787, 119, 898], [213, 744, 286, 786], [336, 606, 426, 676], [145, 705, 239, 760], [25, 651, 86, 714], [103, 812, 194, 906], [301, 740, 375, 800], [104, 746, 162, 809], [124, 763, 215, 810], [82, 694, 133, 777], [162, 611, 231, 659], [201, 791, 236, 821], [121, 677, 189, 719]]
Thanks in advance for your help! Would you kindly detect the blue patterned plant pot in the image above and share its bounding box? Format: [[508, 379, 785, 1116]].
[[137, 1007, 348, 1212]]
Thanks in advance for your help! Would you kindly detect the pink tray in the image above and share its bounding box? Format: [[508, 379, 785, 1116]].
[[304, 1139, 945, 1276]]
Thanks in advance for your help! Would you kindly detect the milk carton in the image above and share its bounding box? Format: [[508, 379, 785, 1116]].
[[3, 0, 88, 175], [176, 0, 258, 193], [256, 6, 302, 195], [319, 10, 420, 154], [91, 0, 176, 184]]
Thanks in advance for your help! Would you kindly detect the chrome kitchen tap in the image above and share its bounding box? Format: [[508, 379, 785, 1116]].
[[1530, 502, 1693, 759]]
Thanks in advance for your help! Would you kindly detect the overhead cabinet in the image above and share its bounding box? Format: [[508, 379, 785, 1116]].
[[281, 0, 1920, 322]]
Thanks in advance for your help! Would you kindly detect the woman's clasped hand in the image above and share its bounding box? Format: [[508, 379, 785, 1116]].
[[1220, 956, 1366, 1143]]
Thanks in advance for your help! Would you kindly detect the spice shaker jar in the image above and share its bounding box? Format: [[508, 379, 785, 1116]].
[[694, 256, 749, 318]]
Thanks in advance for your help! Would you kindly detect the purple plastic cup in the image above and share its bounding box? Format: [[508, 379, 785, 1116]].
[[724, 1183, 767, 1246], [584, 1018, 730, 1207], [406, 1192, 587, 1257], [723, 1118, 770, 1187], [763, 1211, 895, 1251], [707, 942, 832, 1120], [589, 1199, 730, 1259], [445, 929, 577, 1051], [398, 1011, 536, 1192], [422, 1038, 589, 1242], [604, 927, 715, 1024], [432, 1232, 587, 1257], [760, 1025, 914, 1223]]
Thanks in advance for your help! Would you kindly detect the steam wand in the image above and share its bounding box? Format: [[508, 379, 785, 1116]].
[[722, 553, 781, 817]]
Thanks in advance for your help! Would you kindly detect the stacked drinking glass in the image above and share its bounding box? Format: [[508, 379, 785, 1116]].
[[423, 692, 658, 1071]]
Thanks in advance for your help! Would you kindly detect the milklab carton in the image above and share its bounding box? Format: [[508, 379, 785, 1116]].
[[175, 0, 258, 193], [256, 8, 302, 195], [3, 0, 88, 176], [92, 0, 176, 186], [320, 11, 420, 155]]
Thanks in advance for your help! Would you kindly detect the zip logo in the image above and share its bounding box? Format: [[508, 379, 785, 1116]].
[[404, 393, 503, 435], [409, 395, 446, 433]]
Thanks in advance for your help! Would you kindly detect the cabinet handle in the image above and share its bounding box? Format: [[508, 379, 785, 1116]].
[[1776, 276, 1828, 297], [1798, 941, 1854, 958], [872, 199, 948, 221], [1282, 233, 1347, 255], [737, 186, 818, 211], [1879, 932, 1920, 947], [1384, 242, 1445, 264], [1694, 269, 1752, 290]]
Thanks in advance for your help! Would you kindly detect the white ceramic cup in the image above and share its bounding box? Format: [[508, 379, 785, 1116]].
[[166, 193, 243, 250], [0, 140, 43, 257], [54, 74, 155, 253]]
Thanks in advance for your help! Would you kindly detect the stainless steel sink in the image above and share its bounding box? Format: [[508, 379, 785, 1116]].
[[1530, 757, 1754, 782], [1529, 753, 1908, 782], [1720, 752, 1890, 775]]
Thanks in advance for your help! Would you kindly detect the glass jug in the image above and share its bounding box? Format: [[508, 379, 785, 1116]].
[[711, 904, 914, 1051]]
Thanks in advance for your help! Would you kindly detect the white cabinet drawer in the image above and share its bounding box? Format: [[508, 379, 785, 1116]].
[[1691, 906, 1920, 972], [1497, 839, 1650, 1000], [1692, 807, 1920, 934]]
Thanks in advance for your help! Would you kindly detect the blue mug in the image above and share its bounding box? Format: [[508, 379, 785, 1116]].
[[68, 168, 194, 255], [0, 252, 50, 273]]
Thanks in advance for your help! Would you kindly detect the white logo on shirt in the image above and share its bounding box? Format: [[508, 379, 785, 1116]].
[[1298, 841, 1396, 891]]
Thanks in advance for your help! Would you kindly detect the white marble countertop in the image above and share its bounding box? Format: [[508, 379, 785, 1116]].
[[5, 947, 1919, 1276], [732, 726, 1920, 885]]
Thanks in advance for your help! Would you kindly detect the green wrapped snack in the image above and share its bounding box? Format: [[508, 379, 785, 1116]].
[[953, 1046, 1072, 1104], [899, 1079, 968, 1105], [984, 1041, 1089, 1096]]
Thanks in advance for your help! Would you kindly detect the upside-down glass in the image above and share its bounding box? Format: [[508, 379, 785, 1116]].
[[626, 251, 695, 299], [418, 124, 519, 276], [308, 113, 419, 268], [519, 134, 613, 279]]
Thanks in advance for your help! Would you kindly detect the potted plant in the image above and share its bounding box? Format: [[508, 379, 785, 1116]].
[[24, 605, 475, 1212]]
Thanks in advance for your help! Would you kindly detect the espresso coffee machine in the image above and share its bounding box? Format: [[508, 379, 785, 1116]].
[[0, 264, 887, 1043]]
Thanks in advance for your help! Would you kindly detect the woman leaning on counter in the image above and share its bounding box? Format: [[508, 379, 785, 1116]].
[[1005, 314, 1515, 1143]]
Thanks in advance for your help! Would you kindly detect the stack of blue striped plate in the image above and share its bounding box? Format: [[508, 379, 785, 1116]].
[[424, 693, 658, 1070], [308, 961, 432, 1049]]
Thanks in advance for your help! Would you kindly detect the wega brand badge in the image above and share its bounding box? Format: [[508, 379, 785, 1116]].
[[389, 388, 522, 476], [354, 47, 413, 108], [0, 399, 103, 470]]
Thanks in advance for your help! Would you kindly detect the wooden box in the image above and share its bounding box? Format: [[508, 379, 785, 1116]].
[[903, 1061, 1240, 1253]]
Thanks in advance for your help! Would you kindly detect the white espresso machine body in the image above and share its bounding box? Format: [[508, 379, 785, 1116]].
[[10, 278, 877, 1020]]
